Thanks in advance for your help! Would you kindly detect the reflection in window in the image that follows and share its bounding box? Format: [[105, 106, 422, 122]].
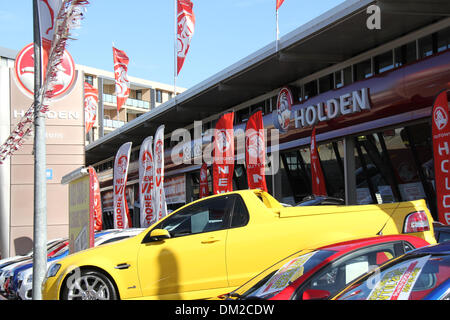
[[317, 141, 345, 200]]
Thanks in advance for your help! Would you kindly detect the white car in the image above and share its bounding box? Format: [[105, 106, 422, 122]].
[[17, 228, 145, 300]]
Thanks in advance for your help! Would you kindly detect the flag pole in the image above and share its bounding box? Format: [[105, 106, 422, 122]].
[[32, 0, 47, 300], [276, 4, 279, 52], [174, 0, 178, 100]]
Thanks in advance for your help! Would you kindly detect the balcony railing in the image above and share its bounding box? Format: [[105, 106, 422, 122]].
[[103, 119, 125, 129], [102, 93, 150, 109]]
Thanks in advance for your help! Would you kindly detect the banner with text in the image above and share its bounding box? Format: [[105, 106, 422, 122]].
[[213, 112, 235, 194], [113, 142, 132, 228]]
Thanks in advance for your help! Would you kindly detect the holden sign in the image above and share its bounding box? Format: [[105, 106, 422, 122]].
[[14, 43, 76, 99]]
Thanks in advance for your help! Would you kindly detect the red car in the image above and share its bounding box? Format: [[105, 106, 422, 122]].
[[221, 235, 430, 300]]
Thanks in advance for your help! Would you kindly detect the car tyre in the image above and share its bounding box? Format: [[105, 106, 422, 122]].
[[61, 269, 118, 300]]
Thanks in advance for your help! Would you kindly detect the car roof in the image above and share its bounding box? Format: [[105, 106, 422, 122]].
[[316, 235, 427, 253], [411, 241, 450, 255]]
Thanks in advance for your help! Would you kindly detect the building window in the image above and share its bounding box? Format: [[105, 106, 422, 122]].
[[136, 90, 142, 100], [156, 90, 162, 103], [343, 66, 352, 86], [85, 75, 94, 86], [353, 59, 373, 82], [304, 80, 318, 100], [419, 34, 435, 58], [319, 74, 333, 94], [334, 70, 343, 89], [437, 27, 450, 53], [374, 50, 394, 74], [394, 41, 417, 67]]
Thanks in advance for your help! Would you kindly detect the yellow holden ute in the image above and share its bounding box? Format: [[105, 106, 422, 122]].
[[42, 189, 436, 300]]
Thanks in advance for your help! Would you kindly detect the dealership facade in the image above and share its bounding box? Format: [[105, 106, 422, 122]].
[[1, 0, 450, 256]]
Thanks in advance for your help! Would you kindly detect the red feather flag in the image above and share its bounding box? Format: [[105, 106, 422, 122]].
[[113, 47, 130, 112], [310, 127, 327, 196], [176, 0, 195, 75]]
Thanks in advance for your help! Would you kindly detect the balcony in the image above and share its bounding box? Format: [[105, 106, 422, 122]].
[[102, 93, 150, 110], [103, 119, 125, 129]]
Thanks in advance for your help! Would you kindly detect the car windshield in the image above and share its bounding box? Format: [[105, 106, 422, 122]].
[[231, 249, 336, 300], [334, 253, 450, 300]]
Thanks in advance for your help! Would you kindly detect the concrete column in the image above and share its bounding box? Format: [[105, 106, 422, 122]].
[[0, 66, 11, 258], [344, 137, 357, 205]]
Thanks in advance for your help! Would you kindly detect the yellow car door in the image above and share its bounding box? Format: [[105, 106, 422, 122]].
[[137, 195, 236, 299]]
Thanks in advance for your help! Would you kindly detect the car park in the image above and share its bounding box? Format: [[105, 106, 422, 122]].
[[219, 235, 430, 300], [41, 190, 435, 300], [331, 241, 450, 300]]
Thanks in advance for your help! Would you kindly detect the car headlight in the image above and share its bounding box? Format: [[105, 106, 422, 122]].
[[17, 272, 24, 281], [46, 263, 61, 278], [27, 274, 33, 283]]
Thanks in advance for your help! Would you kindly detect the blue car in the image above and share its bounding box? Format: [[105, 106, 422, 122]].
[[332, 241, 450, 300]]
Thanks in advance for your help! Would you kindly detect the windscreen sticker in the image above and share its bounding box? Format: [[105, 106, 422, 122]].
[[255, 251, 317, 297], [367, 255, 430, 300]]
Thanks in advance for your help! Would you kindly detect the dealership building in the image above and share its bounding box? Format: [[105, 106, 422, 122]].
[[1, 0, 450, 256]]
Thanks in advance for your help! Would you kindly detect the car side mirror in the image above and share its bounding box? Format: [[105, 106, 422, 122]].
[[302, 289, 330, 300], [148, 229, 171, 242]]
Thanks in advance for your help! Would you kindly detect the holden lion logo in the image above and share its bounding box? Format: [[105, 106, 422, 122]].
[[434, 106, 448, 131], [14, 43, 76, 99], [216, 129, 232, 153], [274, 86, 293, 133], [246, 131, 265, 164], [117, 155, 128, 175]]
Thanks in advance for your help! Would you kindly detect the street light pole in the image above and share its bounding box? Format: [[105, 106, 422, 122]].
[[32, 0, 47, 300]]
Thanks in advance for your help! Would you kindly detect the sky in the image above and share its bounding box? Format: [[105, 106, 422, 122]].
[[0, 0, 346, 90]]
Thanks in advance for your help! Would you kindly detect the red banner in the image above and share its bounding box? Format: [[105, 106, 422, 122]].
[[113, 47, 130, 112], [276, 0, 285, 10], [176, 0, 195, 75], [84, 82, 98, 134], [199, 162, 209, 198], [139, 136, 155, 227], [310, 127, 327, 196], [213, 112, 235, 194], [245, 110, 267, 191], [89, 166, 103, 233], [432, 90, 450, 225], [113, 142, 132, 229]]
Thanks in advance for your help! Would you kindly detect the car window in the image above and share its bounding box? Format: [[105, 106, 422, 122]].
[[438, 231, 450, 243], [230, 196, 249, 228], [293, 241, 403, 300], [335, 254, 450, 300], [155, 195, 235, 238]]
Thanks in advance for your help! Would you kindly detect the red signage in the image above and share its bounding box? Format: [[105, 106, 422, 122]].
[[245, 110, 267, 191], [199, 162, 209, 198], [84, 82, 98, 134], [89, 167, 103, 233], [310, 126, 327, 196], [213, 112, 235, 194], [432, 90, 450, 225], [176, 0, 195, 75], [14, 43, 76, 99], [113, 47, 130, 112]]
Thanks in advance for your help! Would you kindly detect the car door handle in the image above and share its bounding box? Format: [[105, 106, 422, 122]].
[[201, 237, 220, 244]]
